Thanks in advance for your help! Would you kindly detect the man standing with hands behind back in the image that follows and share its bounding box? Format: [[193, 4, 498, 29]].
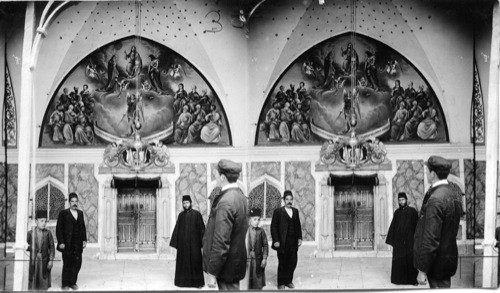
[[56, 192, 87, 291], [271, 190, 302, 290], [203, 159, 248, 290], [413, 156, 462, 289]]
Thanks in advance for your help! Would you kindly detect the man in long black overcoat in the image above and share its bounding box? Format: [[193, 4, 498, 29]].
[[386, 192, 418, 285], [170, 195, 205, 288]]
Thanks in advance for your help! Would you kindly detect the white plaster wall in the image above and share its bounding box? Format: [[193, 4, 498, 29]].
[[1, 0, 492, 149], [248, 0, 476, 144]]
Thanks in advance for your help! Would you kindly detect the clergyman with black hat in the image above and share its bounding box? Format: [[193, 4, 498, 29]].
[[270, 190, 302, 289], [203, 159, 248, 290], [27, 210, 55, 290], [170, 195, 205, 288], [56, 192, 87, 291], [386, 192, 419, 285], [413, 156, 463, 288]]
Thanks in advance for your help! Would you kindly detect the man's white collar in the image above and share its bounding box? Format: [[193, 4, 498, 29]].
[[431, 179, 448, 188], [221, 182, 239, 192]]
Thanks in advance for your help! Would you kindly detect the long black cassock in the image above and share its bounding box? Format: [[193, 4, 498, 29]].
[[170, 208, 205, 287], [386, 205, 419, 285]]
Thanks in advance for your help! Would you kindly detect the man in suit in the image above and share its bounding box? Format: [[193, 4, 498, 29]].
[[56, 192, 87, 291], [203, 159, 248, 290], [413, 156, 462, 288], [271, 190, 302, 289]]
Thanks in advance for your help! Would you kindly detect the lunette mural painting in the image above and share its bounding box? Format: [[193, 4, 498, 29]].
[[256, 34, 448, 145], [40, 37, 231, 148]]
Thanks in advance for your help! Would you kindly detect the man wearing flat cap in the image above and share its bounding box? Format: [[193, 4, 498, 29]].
[[203, 159, 248, 290], [170, 195, 205, 288], [413, 156, 463, 288], [386, 192, 418, 285], [271, 190, 302, 289]]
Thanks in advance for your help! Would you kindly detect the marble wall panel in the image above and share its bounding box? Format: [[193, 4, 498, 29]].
[[392, 160, 425, 212], [464, 159, 486, 239], [176, 163, 208, 222], [68, 164, 99, 243], [0, 164, 18, 242], [285, 161, 315, 241]]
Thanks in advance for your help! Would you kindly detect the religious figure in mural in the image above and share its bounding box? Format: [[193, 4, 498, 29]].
[[101, 55, 119, 93], [341, 42, 359, 75], [124, 46, 143, 78], [41, 37, 230, 147], [200, 104, 222, 143], [256, 34, 447, 145], [364, 51, 379, 91], [147, 54, 164, 94]]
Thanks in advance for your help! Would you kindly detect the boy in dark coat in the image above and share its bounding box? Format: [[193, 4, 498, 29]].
[[27, 210, 55, 290], [245, 208, 268, 290]]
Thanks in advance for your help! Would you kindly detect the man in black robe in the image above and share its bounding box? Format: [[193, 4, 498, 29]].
[[170, 195, 205, 288], [386, 192, 418, 285]]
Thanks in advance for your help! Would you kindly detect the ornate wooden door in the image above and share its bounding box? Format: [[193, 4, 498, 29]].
[[334, 186, 374, 250], [117, 188, 157, 252]]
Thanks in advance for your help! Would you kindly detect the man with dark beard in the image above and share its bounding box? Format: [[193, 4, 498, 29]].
[[170, 195, 205, 288], [386, 192, 419, 285], [271, 190, 302, 290]]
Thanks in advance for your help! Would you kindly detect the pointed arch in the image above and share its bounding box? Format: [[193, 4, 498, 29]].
[[255, 33, 449, 145], [39, 36, 231, 148], [248, 175, 283, 220], [34, 177, 66, 221]]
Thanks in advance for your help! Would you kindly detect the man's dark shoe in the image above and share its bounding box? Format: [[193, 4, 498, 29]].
[[278, 285, 286, 289], [70, 284, 79, 290], [286, 283, 295, 289], [62, 286, 70, 291]]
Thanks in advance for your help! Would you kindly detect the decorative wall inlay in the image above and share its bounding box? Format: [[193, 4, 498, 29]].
[[392, 160, 425, 212], [176, 163, 208, 221], [471, 61, 485, 145], [285, 161, 315, 240], [0, 164, 18, 242], [249, 162, 281, 182], [3, 65, 17, 147], [40, 36, 231, 147], [68, 164, 99, 243], [256, 33, 448, 145], [464, 159, 486, 239], [35, 164, 65, 183]]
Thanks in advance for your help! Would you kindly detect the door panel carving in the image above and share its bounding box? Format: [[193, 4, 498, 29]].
[[334, 186, 374, 250], [117, 188, 157, 252]]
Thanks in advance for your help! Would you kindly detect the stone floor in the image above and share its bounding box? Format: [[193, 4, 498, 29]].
[[1, 252, 488, 291]]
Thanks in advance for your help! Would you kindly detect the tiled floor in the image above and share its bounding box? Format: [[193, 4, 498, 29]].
[[1, 253, 482, 291]]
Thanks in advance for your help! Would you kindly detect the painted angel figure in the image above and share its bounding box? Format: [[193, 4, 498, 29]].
[[86, 61, 102, 82], [167, 63, 185, 80], [381, 59, 402, 75], [302, 60, 317, 79]]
